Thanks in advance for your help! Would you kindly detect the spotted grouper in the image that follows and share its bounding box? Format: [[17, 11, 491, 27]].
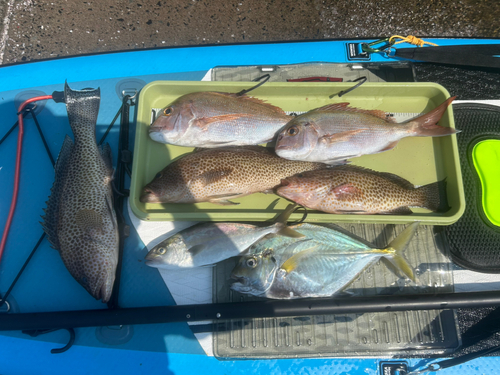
[[276, 165, 449, 214], [140, 146, 327, 205], [41, 83, 119, 303]]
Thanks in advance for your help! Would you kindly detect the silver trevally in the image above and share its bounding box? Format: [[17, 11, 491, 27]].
[[41, 83, 119, 303], [231, 223, 383, 296], [145, 204, 303, 269], [231, 222, 418, 299]]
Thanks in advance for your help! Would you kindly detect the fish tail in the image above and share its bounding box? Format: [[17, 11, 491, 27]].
[[409, 96, 458, 137], [274, 204, 305, 238], [383, 222, 419, 282], [417, 178, 450, 212]]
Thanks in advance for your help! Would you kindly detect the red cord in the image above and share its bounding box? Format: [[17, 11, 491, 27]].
[[0, 95, 53, 263]]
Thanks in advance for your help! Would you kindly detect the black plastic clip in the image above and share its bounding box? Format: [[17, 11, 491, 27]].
[[379, 361, 408, 375], [347, 43, 371, 61]]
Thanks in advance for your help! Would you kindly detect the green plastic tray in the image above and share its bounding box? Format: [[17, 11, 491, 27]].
[[130, 81, 465, 225]]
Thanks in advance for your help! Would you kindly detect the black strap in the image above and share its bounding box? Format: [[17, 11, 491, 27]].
[[394, 44, 500, 68]]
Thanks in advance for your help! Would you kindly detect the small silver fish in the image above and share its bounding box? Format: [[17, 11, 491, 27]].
[[275, 97, 457, 164], [149, 91, 292, 147], [231, 222, 418, 299], [41, 84, 119, 303], [145, 204, 303, 269]]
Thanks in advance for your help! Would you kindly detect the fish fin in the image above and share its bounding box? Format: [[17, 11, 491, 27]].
[[408, 96, 458, 137], [187, 244, 205, 256], [75, 209, 105, 237], [99, 143, 114, 173], [196, 168, 234, 185], [313, 103, 396, 123], [312, 102, 350, 111], [378, 140, 399, 152], [193, 114, 249, 129], [41, 135, 74, 251], [274, 203, 299, 224], [193, 147, 211, 153], [105, 193, 118, 229], [334, 165, 416, 190], [209, 199, 240, 206], [416, 178, 450, 212], [381, 207, 413, 215], [235, 145, 274, 153], [383, 222, 419, 282], [324, 158, 352, 166], [319, 129, 367, 144], [64, 82, 101, 131], [336, 209, 368, 213], [215, 92, 288, 115], [207, 193, 243, 205], [277, 227, 306, 238], [331, 183, 362, 200], [279, 247, 319, 275], [272, 204, 305, 238]]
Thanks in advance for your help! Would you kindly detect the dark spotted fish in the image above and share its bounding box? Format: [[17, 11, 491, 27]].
[[140, 146, 327, 205], [277, 165, 448, 214], [149, 91, 292, 147], [41, 83, 119, 303]]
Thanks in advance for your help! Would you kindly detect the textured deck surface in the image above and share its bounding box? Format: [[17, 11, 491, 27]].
[[0, 0, 499, 64]]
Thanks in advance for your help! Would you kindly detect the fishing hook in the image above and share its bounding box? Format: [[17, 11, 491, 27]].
[[236, 74, 271, 96], [22, 328, 76, 354], [329, 76, 367, 98], [288, 205, 308, 225]]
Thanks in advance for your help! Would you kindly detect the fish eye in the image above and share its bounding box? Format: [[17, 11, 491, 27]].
[[155, 172, 162, 179], [157, 247, 166, 255], [163, 107, 173, 116], [287, 126, 299, 136], [246, 257, 258, 268]]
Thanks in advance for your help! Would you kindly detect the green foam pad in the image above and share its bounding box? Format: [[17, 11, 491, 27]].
[[473, 140, 500, 227]]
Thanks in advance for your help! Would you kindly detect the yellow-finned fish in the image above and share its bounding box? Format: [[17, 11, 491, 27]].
[[276, 165, 449, 215], [140, 146, 327, 205], [41, 84, 119, 303], [149, 91, 292, 147], [275, 97, 457, 164], [231, 222, 419, 299]]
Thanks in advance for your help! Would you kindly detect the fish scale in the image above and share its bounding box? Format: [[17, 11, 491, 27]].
[[277, 166, 446, 215], [140, 146, 327, 205], [149, 91, 292, 147], [276, 97, 457, 164], [41, 83, 119, 303]]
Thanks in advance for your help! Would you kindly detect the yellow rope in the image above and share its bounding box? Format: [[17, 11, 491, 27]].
[[389, 35, 438, 47]]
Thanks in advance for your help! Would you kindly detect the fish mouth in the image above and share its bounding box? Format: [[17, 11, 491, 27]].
[[85, 270, 116, 303], [148, 128, 175, 144], [140, 189, 161, 203], [275, 142, 290, 151], [280, 178, 291, 186], [229, 276, 251, 293]]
